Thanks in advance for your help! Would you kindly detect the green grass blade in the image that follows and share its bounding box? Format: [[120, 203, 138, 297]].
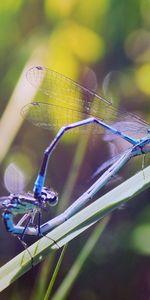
[[51, 216, 110, 300], [30, 253, 56, 300], [1, 165, 150, 292], [44, 245, 67, 300]]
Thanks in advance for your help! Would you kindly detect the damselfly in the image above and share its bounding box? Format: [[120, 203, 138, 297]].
[[23, 66, 150, 195], [0, 164, 58, 241], [1, 66, 150, 238]]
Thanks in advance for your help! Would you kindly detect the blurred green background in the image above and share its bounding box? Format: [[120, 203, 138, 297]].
[[1, 0, 150, 299]]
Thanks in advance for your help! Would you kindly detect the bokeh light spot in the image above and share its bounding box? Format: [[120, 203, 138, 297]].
[[135, 64, 150, 95], [130, 224, 150, 255], [45, 0, 76, 20]]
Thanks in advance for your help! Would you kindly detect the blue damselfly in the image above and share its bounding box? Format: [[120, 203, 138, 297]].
[[1, 66, 150, 238]]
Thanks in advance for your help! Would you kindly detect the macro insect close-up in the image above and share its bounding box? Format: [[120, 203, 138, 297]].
[[1, 65, 150, 242], [1, 2, 150, 300]]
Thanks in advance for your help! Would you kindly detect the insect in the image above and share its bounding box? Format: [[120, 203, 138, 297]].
[[22, 66, 150, 196], [1, 65, 150, 238], [0, 164, 58, 240]]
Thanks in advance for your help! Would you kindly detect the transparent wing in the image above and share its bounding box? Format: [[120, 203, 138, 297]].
[[22, 65, 149, 135], [92, 152, 125, 178], [21, 102, 92, 131], [26, 65, 111, 107], [4, 163, 26, 194], [109, 119, 149, 135]]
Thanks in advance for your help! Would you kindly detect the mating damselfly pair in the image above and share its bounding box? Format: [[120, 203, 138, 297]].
[[1, 65, 150, 242]]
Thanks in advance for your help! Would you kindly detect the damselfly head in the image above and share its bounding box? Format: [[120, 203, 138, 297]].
[[41, 187, 58, 206]]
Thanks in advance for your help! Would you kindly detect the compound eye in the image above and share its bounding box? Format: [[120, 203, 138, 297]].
[[42, 187, 58, 206], [48, 193, 58, 206]]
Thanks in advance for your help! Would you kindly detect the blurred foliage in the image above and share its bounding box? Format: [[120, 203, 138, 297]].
[[0, 0, 150, 299]]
